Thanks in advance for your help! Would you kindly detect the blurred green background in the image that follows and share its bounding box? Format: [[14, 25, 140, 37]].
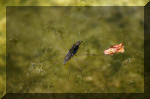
[[7, 6, 144, 93], [0, 0, 147, 98]]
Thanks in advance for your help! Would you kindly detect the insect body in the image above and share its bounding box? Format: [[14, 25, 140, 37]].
[[64, 41, 82, 64]]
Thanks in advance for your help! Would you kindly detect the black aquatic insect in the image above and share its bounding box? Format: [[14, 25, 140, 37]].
[[64, 41, 83, 64]]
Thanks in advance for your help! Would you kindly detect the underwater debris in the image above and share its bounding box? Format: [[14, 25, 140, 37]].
[[104, 43, 124, 55], [64, 41, 83, 64]]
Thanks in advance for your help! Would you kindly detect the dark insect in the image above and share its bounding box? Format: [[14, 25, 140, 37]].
[[64, 41, 83, 64]]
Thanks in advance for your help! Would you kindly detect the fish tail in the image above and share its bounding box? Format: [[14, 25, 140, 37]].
[[64, 61, 66, 65]]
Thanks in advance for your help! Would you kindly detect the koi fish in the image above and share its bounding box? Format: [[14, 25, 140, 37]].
[[104, 43, 124, 55], [64, 41, 83, 64]]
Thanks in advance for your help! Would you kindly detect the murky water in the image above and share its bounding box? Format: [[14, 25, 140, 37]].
[[6, 7, 144, 93]]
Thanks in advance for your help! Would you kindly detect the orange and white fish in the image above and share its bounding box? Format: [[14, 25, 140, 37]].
[[104, 43, 124, 55]]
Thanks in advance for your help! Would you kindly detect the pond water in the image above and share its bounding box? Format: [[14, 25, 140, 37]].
[[6, 6, 144, 93]]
